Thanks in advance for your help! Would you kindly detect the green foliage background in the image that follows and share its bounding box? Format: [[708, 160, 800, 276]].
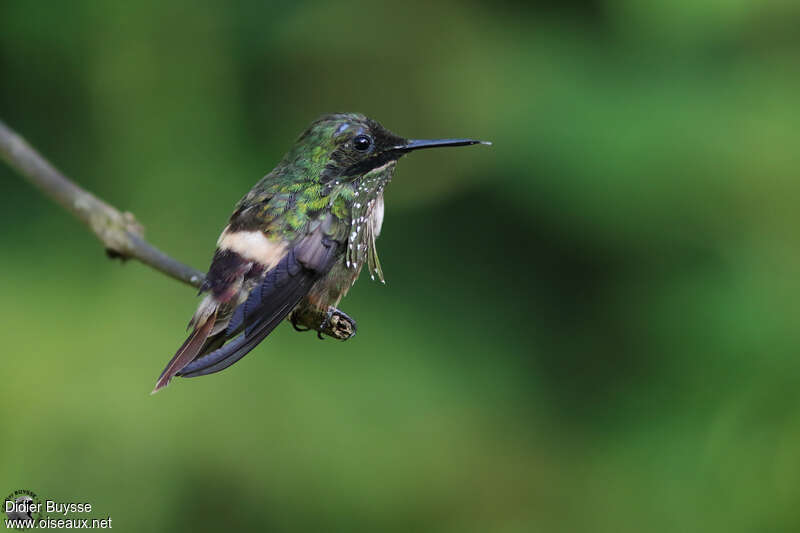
[[1, 1, 799, 531]]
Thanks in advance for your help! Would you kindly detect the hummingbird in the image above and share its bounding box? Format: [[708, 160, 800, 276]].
[[152, 113, 489, 393]]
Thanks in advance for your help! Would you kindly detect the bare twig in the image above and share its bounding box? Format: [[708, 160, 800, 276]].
[[0, 119, 205, 289]]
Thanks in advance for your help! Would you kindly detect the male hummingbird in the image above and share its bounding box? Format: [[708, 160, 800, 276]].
[[153, 113, 489, 392]]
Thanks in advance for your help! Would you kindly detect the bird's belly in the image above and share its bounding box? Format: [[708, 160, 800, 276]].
[[304, 260, 361, 311], [293, 194, 384, 322]]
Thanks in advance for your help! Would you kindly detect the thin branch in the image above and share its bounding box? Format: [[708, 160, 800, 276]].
[[0, 119, 205, 289]]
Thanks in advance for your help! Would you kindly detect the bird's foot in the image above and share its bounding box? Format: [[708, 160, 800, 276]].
[[318, 306, 357, 341], [290, 312, 311, 332], [289, 307, 357, 340]]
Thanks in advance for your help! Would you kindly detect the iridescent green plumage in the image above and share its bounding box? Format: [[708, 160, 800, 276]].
[[152, 113, 488, 392]]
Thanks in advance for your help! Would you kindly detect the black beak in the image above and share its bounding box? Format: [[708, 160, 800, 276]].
[[395, 138, 492, 152]]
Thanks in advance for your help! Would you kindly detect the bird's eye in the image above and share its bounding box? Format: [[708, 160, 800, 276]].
[[353, 134, 373, 151]]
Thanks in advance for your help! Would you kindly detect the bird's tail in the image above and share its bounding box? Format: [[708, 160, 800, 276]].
[[152, 308, 218, 394]]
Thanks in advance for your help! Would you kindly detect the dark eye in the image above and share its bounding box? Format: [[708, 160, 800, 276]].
[[353, 134, 373, 151]]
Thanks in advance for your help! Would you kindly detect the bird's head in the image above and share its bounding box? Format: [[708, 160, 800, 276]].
[[283, 113, 489, 185]]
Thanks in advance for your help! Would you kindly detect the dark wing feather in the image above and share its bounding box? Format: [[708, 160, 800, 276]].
[[177, 230, 339, 378]]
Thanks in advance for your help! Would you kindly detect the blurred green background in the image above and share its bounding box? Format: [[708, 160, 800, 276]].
[[1, 1, 799, 531]]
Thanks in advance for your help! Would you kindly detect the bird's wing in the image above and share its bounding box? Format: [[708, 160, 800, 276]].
[[177, 230, 339, 378], [153, 204, 343, 392]]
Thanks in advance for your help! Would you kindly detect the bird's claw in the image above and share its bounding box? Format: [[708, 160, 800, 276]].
[[318, 306, 357, 341], [290, 306, 357, 340], [317, 308, 334, 340], [290, 312, 311, 332]]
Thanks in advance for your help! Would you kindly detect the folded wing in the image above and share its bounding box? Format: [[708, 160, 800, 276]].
[[152, 223, 340, 393], [179, 233, 339, 378]]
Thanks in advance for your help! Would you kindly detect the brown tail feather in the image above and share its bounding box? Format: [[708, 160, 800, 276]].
[[152, 309, 218, 394]]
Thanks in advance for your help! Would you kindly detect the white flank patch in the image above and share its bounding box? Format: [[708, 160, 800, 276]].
[[217, 226, 287, 269]]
